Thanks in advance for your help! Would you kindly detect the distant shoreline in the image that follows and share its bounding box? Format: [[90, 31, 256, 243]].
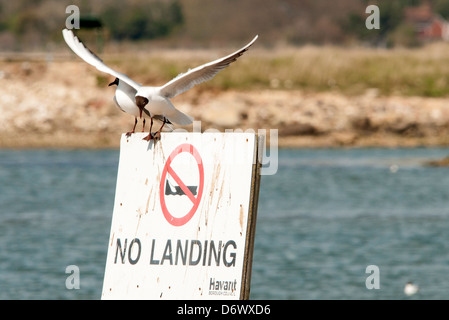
[[1, 132, 449, 150], [2, 58, 449, 152]]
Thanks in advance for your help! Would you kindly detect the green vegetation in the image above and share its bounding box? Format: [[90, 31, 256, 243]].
[[102, 1, 183, 41], [102, 42, 449, 97], [0, 0, 184, 50], [3, 0, 449, 98], [2, 0, 449, 50]]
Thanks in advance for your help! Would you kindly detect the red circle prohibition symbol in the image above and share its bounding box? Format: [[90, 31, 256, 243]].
[[159, 143, 204, 226]]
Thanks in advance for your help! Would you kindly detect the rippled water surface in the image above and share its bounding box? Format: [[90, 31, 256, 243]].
[[1, 147, 449, 299]]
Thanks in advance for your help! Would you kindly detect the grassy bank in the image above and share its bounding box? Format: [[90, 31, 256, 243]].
[[98, 42, 449, 97], [2, 43, 449, 149]]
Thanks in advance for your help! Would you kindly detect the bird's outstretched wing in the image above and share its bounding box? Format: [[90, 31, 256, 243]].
[[159, 35, 258, 99], [62, 29, 141, 90]]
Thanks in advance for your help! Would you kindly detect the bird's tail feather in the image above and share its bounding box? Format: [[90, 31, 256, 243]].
[[166, 109, 193, 125], [162, 123, 174, 132]]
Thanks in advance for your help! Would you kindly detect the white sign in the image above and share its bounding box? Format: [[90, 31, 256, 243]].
[[102, 132, 261, 299]]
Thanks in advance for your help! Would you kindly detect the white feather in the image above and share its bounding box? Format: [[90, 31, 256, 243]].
[[159, 35, 258, 99], [62, 29, 257, 127], [62, 29, 140, 90]]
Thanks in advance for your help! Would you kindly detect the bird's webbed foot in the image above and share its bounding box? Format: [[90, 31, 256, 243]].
[[142, 133, 155, 141]]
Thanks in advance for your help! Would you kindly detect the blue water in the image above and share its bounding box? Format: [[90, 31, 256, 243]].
[[1, 147, 449, 299]]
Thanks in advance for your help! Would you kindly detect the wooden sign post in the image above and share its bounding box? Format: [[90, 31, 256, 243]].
[[102, 132, 261, 300]]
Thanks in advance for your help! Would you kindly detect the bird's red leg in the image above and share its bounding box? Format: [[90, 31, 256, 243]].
[[142, 118, 146, 132], [126, 117, 138, 137], [153, 118, 166, 140], [143, 117, 154, 141]]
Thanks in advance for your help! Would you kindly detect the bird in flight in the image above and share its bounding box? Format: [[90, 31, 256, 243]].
[[62, 29, 258, 140]]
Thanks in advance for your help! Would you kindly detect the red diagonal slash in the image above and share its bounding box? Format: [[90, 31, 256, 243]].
[[167, 165, 196, 204], [160, 143, 204, 227]]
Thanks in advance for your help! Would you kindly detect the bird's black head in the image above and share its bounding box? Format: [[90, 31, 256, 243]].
[[135, 95, 149, 119], [108, 78, 119, 87]]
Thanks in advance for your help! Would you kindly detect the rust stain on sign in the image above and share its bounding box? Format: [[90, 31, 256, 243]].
[[239, 204, 244, 233]]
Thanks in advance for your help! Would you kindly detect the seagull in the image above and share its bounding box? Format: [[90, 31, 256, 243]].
[[107, 76, 173, 138], [404, 281, 419, 296], [62, 29, 258, 140]]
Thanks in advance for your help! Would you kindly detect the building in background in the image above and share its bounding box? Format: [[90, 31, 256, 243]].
[[405, 2, 449, 42]]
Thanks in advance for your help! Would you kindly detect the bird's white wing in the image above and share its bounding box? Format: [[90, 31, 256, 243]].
[[159, 35, 258, 99], [62, 29, 141, 90]]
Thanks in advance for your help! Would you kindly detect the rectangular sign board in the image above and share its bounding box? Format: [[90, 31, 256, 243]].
[[102, 132, 261, 299]]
